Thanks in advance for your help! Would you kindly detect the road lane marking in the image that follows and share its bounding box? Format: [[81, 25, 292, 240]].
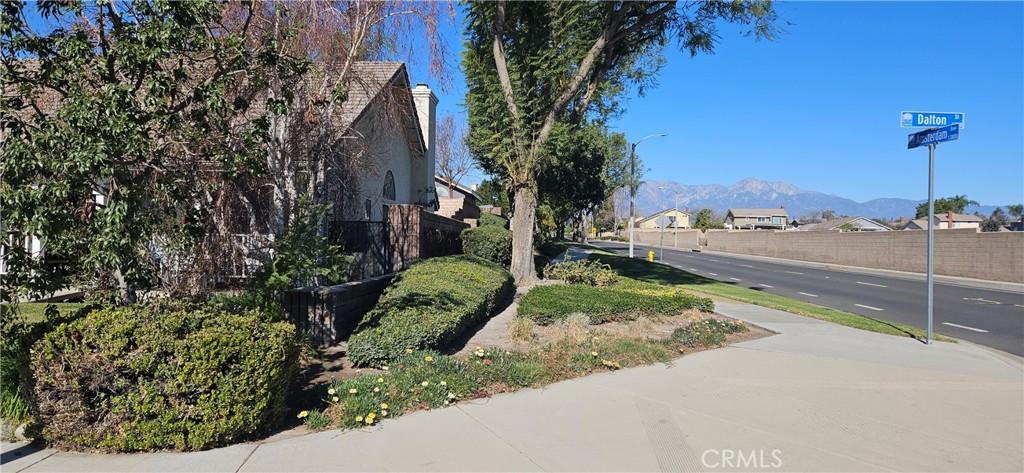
[[739, 264, 754, 268], [962, 297, 1001, 305], [798, 292, 818, 297], [856, 281, 888, 288], [759, 284, 773, 288], [708, 272, 718, 276], [941, 322, 989, 333], [708, 258, 721, 262], [689, 268, 699, 271], [855, 304, 884, 311], [784, 271, 805, 275], [729, 277, 742, 281]]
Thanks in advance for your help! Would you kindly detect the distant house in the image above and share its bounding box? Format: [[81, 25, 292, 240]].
[[903, 212, 983, 230], [725, 208, 789, 230], [799, 216, 892, 232], [636, 209, 690, 229], [433, 175, 481, 224]]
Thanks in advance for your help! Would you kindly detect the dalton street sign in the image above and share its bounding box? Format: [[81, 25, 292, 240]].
[[901, 111, 965, 128], [907, 123, 960, 149]]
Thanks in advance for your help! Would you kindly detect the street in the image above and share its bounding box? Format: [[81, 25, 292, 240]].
[[592, 241, 1024, 356]]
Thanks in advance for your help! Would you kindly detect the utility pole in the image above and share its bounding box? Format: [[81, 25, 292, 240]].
[[628, 133, 667, 258]]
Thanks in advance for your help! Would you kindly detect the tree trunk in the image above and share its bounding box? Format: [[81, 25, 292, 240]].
[[510, 187, 537, 285]]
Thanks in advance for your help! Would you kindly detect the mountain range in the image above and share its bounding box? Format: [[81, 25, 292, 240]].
[[621, 178, 1002, 220]]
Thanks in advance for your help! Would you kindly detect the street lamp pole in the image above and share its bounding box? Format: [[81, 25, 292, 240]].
[[628, 133, 667, 259]]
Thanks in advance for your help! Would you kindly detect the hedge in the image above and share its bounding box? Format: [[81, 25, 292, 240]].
[[461, 225, 513, 266], [478, 212, 509, 228], [517, 279, 714, 325], [30, 302, 298, 452], [347, 256, 514, 367]]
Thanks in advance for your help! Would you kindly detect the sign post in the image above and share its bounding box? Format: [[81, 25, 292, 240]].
[[907, 120, 961, 345]]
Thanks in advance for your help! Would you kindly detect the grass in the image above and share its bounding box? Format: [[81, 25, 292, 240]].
[[7, 302, 86, 324], [587, 252, 954, 342], [307, 317, 748, 431], [517, 278, 714, 325]]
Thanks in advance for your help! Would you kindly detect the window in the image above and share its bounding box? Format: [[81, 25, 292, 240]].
[[757, 216, 769, 223], [772, 216, 785, 225], [364, 199, 372, 220], [383, 170, 396, 201]]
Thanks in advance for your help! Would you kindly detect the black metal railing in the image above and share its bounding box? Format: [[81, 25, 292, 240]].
[[328, 220, 391, 279]]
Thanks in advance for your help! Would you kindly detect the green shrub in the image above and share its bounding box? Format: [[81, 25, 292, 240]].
[[30, 302, 298, 452], [461, 225, 513, 266], [543, 258, 617, 286], [517, 279, 714, 325], [478, 212, 509, 228], [347, 256, 514, 367], [672, 318, 747, 348]]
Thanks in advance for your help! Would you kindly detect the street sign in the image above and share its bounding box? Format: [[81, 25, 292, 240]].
[[907, 124, 960, 149], [901, 111, 965, 128], [656, 215, 673, 229]]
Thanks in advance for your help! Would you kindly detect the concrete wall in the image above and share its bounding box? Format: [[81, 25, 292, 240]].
[[632, 229, 701, 249], [701, 229, 1023, 283]]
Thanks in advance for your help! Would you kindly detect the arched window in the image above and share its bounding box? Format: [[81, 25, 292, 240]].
[[382, 170, 396, 201], [364, 199, 372, 220]]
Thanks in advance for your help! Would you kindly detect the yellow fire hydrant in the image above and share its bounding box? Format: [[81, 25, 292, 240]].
[[648, 250, 655, 262]]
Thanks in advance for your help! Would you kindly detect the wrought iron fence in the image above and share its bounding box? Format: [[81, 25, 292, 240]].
[[329, 220, 391, 279]]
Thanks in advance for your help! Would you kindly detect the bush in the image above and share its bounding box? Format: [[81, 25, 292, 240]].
[[461, 225, 513, 266], [347, 256, 514, 367], [517, 279, 714, 325], [30, 302, 298, 451], [543, 258, 617, 286], [478, 212, 509, 228], [672, 318, 747, 348]]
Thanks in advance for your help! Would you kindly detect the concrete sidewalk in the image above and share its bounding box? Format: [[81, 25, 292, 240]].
[[4, 302, 1022, 472]]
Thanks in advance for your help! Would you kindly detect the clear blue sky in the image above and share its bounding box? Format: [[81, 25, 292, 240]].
[[412, 1, 1023, 205]]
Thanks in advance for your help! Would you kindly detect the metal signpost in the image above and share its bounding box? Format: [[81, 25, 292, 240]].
[[906, 120, 962, 344], [656, 215, 672, 261]]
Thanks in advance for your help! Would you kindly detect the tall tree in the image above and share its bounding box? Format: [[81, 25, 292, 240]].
[[915, 195, 979, 218], [435, 114, 476, 198], [981, 208, 1007, 232], [463, 0, 777, 283], [1007, 204, 1023, 221]]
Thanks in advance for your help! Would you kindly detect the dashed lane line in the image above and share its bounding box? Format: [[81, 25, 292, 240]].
[[729, 277, 742, 281], [798, 292, 818, 297], [739, 264, 754, 268], [856, 281, 888, 288], [759, 284, 773, 288], [784, 271, 805, 275], [708, 272, 718, 276], [854, 303, 884, 311], [962, 297, 1001, 305], [941, 322, 989, 333]]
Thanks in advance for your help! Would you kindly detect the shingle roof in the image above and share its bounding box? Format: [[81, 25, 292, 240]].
[[727, 208, 788, 218], [799, 216, 892, 231], [636, 208, 689, 224]]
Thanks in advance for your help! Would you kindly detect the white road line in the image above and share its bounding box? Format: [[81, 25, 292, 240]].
[[739, 264, 754, 268], [798, 292, 818, 298], [708, 272, 718, 276], [941, 322, 989, 333], [759, 284, 773, 288], [962, 297, 1001, 305], [729, 277, 742, 281], [708, 258, 721, 262], [784, 271, 805, 275], [856, 281, 888, 288], [854, 303, 884, 311], [689, 268, 699, 271]]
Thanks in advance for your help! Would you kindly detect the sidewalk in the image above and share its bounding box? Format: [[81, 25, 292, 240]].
[[3, 302, 1022, 472]]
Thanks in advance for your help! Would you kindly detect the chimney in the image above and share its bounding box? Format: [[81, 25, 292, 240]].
[[412, 83, 438, 205], [946, 211, 953, 229]]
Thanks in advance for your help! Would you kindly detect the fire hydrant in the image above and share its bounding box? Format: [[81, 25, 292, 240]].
[[648, 250, 655, 262]]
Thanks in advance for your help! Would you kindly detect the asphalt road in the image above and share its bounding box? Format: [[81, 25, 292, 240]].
[[591, 241, 1024, 356]]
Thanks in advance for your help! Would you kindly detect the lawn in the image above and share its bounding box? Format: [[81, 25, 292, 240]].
[[586, 251, 954, 342], [6, 302, 86, 324]]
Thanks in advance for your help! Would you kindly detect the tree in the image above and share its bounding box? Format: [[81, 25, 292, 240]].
[[435, 114, 476, 198], [694, 209, 724, 230], [820, 209, 836, 220], [915, 195, 979, 219], [1, 0, 305, 301], [981, 208, 1008, 232], [476, 178, 510, 210], [464, 0, 777, 283], [1007, 204, 1024, 221]]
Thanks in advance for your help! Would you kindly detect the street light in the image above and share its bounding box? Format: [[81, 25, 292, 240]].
[[629, 133, 667, 259]]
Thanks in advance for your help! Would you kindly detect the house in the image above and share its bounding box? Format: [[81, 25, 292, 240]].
[[903, 212, 983, 230], [725, 208, 789, 230], [434, 175, 482, 224], [799, 216, 892, 232], [635, 209, 690, 229]]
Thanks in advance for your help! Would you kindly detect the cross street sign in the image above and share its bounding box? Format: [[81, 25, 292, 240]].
[[901, 111, 965, 128], [907, 124, 959, 149]]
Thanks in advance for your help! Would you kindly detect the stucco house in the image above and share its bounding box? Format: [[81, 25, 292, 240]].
[[902, 212, 983, 230], [636, 209, 690, 229], [799, 216, 892, 232], [725, 208, 789, 230]]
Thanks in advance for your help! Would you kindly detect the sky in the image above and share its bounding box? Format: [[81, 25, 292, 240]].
[[409, 1, 1024, 206]]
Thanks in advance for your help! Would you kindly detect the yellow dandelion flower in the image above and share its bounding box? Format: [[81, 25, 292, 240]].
[[332, 396, 339, 402], [380, 402, 389, 409], [376, 377, 384, 383], [439, 381, 447, 386], [424, 355, 434, 362], [348, 388, 358, 394], [297, 410, 309, 419], [447, 392, 456, 399], [373, 387, 380, 393], [327, 388, 336, 395], [355, 415, 363, 422], [591, 351, 598, 357], [405, 348, 413, 354], [421, 381, 429, 387], [381, 410, 388, 416]]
